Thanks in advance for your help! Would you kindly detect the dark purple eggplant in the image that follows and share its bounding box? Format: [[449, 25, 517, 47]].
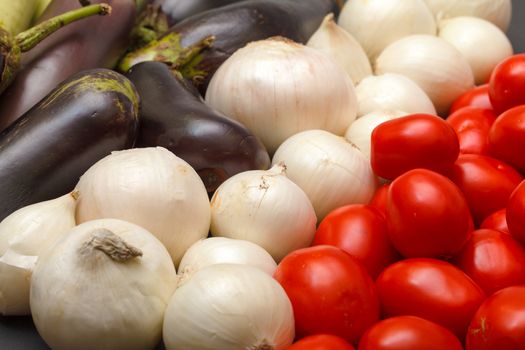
[[0, 68, 139, 221], [0, 0, 138, 132], [119, 0, 342, 94], [125, 61, 270, 193], [154, 0, 245, 24]]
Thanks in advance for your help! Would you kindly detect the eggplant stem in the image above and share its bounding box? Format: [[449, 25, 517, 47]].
[[15, 3, 111, 52]]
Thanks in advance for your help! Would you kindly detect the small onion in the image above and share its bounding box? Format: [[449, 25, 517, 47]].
[[272, 130, 377, 221], [163, 264, 295, 350], [375, 34, 475, 116], [337, 0, 436, 61], [356, 73, 437, 117], [205, 37, 357, 154], [438, 16, 513, 84], [210, 164, 317, 262], [423, 0, 512, 31], [307, 13, 372, 84]]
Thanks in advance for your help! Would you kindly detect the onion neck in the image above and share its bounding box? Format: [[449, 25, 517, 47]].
[[80, 229, 142, 262]]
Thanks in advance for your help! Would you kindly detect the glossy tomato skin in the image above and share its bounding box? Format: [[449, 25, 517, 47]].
[[480, 208, 509, 234], [446, 107, 496, 156], [489, 53, 525, 114], [453, 229, 525, 296], [466, 286, 525, 350], [368, 183, 389, 217], [287, 334, 356, 350], [358, 316, 463, 350], [488, 105, 525, 173], [506, 180, 525, 246], [371, 114, 459, 180], [450, 84, 492, 114], [274, 245, 380, 345], [386, 169, 473, 258], [313, 204, 400, 278], [376, 258, 486, 339], [447, 154, 523, 225]]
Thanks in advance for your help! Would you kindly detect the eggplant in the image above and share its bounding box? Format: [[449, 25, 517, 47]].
[[119, 0, 342, 94], [0, 0, 139, 132], [0, 68, 139, 222], [125, 61, 270, 193], [155, 0, 246, 24]]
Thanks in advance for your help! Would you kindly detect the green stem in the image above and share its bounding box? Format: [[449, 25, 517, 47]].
[[15, 3, 111, 52]]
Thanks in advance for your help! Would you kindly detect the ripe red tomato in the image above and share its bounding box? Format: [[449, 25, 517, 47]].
[[506, 180, 525, 246], [449, 84, 492, 114], [466, 286, 525, 349], [368, 183, 389, 217], [313, 204, 399, 278], [445, 107, 496, 155], [386, 169, 473, 258], [489, 53, 525, 114], [488, 105, 525, 173], [480, 208, 509, 234], [376, 258, 485, 339], [371, 114, 459, 180], [287, 334, 356, 350], [447, 154, 523, 225], [453, 229, 525, 296], [358, 316, 463, 350], [274, 245, 380, 345]]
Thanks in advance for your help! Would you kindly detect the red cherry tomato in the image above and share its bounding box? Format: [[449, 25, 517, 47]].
[[453, 229, 525, 296], [489, 53, 525, 114], [368, 183, 389, 217], [358, 316, 463, 350], [274, 246, 380, 345], [371, 114, 459, 180], [287, 334, 356, 350], [386, 169, 472, 258], [466, 286, 525, 350], [480, 208, 509, 234], [313, 204, 399, 279], [449, 84, 492, 114], [488, 105, 525, 173], [446, 107, 496, 155], [447, 154, 523, 225], [506, 180, 525, 246], [376, 258, 485, 339]]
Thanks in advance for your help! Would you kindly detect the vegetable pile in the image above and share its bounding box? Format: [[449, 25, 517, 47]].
[[2, 0, 525, 349]]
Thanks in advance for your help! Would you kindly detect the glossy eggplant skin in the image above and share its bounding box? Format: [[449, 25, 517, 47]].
[[156, 0, 245, 24], [0, 68, 140, 221], [0, 0, 137, 132], [125, 61, 270, 193]]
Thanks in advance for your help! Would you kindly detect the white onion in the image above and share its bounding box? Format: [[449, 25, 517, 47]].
[[438, 16, 513, 84], [356, 73, 437, 117], [272, 130, 377, 221], [205, 37, 357, 154], [375, 34, 475, 116], [337, 0, 437, 62]]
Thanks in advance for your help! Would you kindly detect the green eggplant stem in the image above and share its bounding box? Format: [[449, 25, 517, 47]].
[[16, 3, 111, 52]]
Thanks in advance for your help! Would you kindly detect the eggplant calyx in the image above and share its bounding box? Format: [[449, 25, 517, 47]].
[[0, 28, 20, 95], [128, 4, 170, 51]]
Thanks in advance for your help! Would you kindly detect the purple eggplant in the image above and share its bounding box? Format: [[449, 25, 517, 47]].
[[125, 61, 270, 193], [154, 0, 246, 24]]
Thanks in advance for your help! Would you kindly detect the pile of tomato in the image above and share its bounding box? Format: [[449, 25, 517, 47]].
[[274, 54, 525, 350]]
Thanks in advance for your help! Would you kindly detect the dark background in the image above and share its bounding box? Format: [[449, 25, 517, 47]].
[[1, 1, 525, 349]]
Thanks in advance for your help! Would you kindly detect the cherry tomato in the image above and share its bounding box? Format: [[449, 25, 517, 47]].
[[313, 204, 399, 278], [447, 154, 522, 225], [449, 84, 492, 114], [480, 208, 509, 234], [274, 245, 380, 345], [506, 180, 525, 246], [371, 114, 459, 180], [386, 169, 472, 258], [466, 286, 525, 350], [368, 183, 389, 217], [453, 229, 525, 296], [358, 316, 463, 350], [488, 105, 525, 173], [446, 107, 496, 155], [489, 53, 525, 114], [376, 258, 485, 339], [287, 334, 356, 350]]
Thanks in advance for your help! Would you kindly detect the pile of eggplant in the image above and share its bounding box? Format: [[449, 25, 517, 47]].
[[0, 0, 342, 221]]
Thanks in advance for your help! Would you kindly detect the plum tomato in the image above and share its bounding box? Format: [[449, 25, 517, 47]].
[[371, 114, 459, 180], [488, 105, 525, 173], [506, 180, 525, 246], [368, 183, 389, 217], [449, 84, 492, 114], [273, 245, 380, 345], [480, 208, 509, 234], [287, 334, 356, 350], [445, 107, 496, 155], [489, 53, 525, 114]]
